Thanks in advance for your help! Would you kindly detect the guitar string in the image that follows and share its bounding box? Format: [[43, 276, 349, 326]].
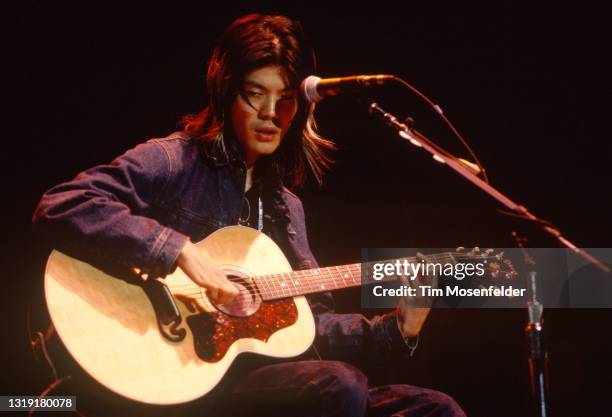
[[167, 252, 505, 293], [167, 253, 507, 297], [166, 254, 497, 288], [168, 265, 362, 306], [166, 253, 510, 305], [168, 256, 511, 309]]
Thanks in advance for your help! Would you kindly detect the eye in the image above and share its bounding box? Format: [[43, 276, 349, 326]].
[[245, 91, 263, 98]]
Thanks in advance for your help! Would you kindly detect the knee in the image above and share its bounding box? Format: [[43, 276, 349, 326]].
[[379, 385, 465, 417], [419, 388, 466, 417], [307, 361, 368, 416]]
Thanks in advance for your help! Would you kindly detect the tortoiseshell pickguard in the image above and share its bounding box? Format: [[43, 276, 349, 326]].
[[182, 299, 298, 362]]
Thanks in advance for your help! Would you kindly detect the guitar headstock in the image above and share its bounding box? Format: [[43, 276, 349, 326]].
[[456, 247, 518, 279]]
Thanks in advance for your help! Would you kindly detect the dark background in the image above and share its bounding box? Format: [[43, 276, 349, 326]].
[[4, 2, 611, 416]]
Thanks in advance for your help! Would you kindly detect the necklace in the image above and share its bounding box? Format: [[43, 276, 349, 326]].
[[238, 194, 263, 231], [238, 196, 251, 225]]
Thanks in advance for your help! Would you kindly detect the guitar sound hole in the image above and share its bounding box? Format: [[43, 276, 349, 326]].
[[211, 274, 261, 317]]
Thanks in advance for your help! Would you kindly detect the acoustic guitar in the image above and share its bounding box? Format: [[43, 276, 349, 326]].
[[44, 225, 514, 405]]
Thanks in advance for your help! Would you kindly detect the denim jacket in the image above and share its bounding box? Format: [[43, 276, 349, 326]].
[[33, 132, 412, 366]]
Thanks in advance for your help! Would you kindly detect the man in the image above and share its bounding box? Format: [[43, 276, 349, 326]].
[[34, 14, 465, 417]]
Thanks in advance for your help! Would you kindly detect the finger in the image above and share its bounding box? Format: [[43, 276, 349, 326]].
[[223, 284, 239, 303], [211, 273, 237, 296], [219, 289, 236, 305], [226, 282, 240, 297], [213, 277, 239, 304], [215, 284, 231, 304], [207, 286, 220, 303], [217, 274, 239, 295]]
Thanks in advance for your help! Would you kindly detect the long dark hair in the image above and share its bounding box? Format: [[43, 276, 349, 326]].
[[181, 14, 334, 188]]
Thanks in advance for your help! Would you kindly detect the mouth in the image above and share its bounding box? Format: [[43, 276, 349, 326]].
[[254, 127, 279, 142]]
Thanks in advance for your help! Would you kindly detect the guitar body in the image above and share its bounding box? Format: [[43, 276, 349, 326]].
[[44, 226, 316, 405]]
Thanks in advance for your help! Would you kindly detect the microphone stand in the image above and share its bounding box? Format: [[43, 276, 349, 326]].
[[367, 102, 609, 273], [513, 231, 549, 417], [368, 101, 610, 417]]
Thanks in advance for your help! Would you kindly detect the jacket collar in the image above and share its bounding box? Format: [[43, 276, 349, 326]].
[[197, 132, 292, 225], [200, 133, 245, 168]]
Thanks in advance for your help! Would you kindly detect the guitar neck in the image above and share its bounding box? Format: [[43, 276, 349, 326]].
[[255, 252, 458, 301]]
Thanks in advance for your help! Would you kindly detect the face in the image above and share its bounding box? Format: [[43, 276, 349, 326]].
[[230, 65, 298, 167]]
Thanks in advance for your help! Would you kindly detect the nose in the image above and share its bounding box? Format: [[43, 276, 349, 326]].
[[258, 97, 277, 120]]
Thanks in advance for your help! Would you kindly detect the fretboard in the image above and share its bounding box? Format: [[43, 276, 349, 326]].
[[253, 252, 460, 301]]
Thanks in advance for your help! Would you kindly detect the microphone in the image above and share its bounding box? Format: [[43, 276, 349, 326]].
[[300, 74, 395, 103]]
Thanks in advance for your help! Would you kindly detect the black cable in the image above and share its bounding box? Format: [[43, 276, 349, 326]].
[[392, 76, 490, 183]]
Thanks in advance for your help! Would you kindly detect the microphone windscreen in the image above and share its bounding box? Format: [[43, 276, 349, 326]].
[[300, 75, 322, 103]]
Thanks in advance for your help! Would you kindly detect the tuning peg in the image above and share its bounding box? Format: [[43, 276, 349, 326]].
[[504, 263, 518, 279]]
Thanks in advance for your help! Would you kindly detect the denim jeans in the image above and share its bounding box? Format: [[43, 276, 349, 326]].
[[198, 360, 466, 417]]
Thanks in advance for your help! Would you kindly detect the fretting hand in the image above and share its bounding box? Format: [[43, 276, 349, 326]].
[[397, 252, 437, 339]]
